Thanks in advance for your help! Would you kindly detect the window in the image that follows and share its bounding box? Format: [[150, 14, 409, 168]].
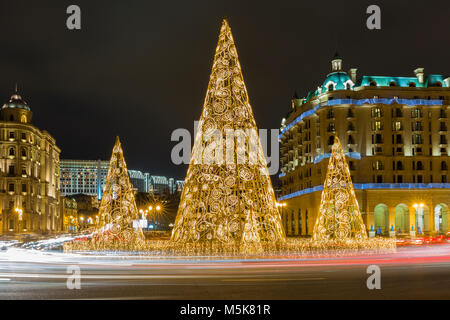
[[21, 148, 26, 157], [412, 121, 423, 131], [21, 132, 26, 140], [396, 134, 402, 144], [417, 175, 423, 183], [328, 135, 335, 146], [327, 83, 334, 91], [348, 135, 355, 144], [442, 175, 447, 183], [348, 122, 355, 131], [373, 160, 384, 170], [397, 175, 403, 183], [8, 165, 14, 175], [9, 148, 15, 156], [20, 114, 27, 123], [412, 108, 423, 118], [412, 134, 423, 145], [376, 175, 383, 183], [8, 183, 14, 192], [440, 135, 448, 144], [22, 184, 26, 193], [389, 81, 397, 87], [397, 161, 403, 170], [375, 134, 383, 144], [393, 121, 402, 131], [327, 109, 334, 119], [327, 123, 335, 132], [441, 161, 448, 171], [9, 131, 14, 139], [409, 82, 416, 87], [369, 81, 377, 86], [371, 107, 382, 118], [417, 161, 424, 170]]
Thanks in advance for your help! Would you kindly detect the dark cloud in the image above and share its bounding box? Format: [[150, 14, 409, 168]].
[[0, 0, 448, 178]]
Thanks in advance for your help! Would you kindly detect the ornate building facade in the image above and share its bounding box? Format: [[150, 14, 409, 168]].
[[279, 55, 450, 236], [0, 89, 61, 234]]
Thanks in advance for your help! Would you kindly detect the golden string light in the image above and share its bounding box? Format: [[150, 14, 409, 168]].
[[170, 19, 285, 254], [313, 136, 368, 241], [67, 136, 145, 251]]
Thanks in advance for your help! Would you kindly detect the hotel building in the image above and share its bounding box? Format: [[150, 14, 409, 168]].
[[0, 89, 61, 234], [279, 55, 450, 236], [60, 160, 184, 197]]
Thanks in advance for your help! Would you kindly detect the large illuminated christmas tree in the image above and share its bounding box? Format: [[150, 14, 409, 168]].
[[171, 20, 285, 253], [313, 137, 368, 241], [92, 136, 145, 249]]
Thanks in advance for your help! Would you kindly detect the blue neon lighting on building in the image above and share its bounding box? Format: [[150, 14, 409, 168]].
[[314, 152, 361, 164], [278, 183, 450, 201], [279, 98, 443, 138], [278, 172, 286, 178]]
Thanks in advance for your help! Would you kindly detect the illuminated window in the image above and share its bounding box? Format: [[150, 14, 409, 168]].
[[373, 160, 384, 170], [371, 107, 382, 118], [392, 121, 402, 131], [20, 114, 27, 123]]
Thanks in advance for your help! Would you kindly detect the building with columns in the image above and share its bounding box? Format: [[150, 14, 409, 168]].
[[279, 54, 450, 237], [0, 89, 61, 234]]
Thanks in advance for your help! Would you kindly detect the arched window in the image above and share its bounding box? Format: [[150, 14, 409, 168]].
[[397, 161, 403, 170], [345, 82, 352, 90], [9, 148, 15, 156], [328, 135, 335, 146], [389, 81, 397, 87], [417, 161, 424, 170], [369, 81, 377, 87], [434, 82, 442, 87], [20, 114, 27, 123], [328, 83, 334, 91], [441, 161, 448, 171], [21, 148, 26, 158], [409, 82, 416, 87], [9, 115, 14, 121]]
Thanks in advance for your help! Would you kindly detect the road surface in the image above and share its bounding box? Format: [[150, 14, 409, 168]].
[[0, 245, 449, 299]]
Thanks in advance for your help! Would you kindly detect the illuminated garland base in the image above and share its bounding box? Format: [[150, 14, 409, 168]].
[[64, 237, 396, 256]]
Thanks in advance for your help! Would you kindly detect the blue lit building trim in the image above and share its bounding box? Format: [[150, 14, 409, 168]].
[[279, 98, 443, 138], [278, 172, 286, 178], [278, 183, 450, 201], [314, 152, 361, 164]]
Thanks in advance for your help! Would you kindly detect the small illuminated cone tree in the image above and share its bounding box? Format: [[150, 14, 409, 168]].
[[171, 20, 285, 253], [93, 136, 145, 248], [312, 137, 368, 241]]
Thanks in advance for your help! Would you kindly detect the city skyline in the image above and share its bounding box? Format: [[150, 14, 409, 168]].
[[0, 1, 449, 178]]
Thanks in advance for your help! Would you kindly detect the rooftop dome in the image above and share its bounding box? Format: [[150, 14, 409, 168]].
[[321, 71, 353, 92], [2, 89, 31, 111]]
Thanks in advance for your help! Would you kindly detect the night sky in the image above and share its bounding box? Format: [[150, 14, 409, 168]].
[[0, 0, 448, 179]]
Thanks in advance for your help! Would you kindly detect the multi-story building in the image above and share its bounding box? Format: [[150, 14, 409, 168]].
[[279, 55, 450, 236], [60, 159, 183, 197], [60, 196, 78, 232], [60, 160, 109, 199], [0, 89, 61, 234], [129, 170, 150, 193]]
